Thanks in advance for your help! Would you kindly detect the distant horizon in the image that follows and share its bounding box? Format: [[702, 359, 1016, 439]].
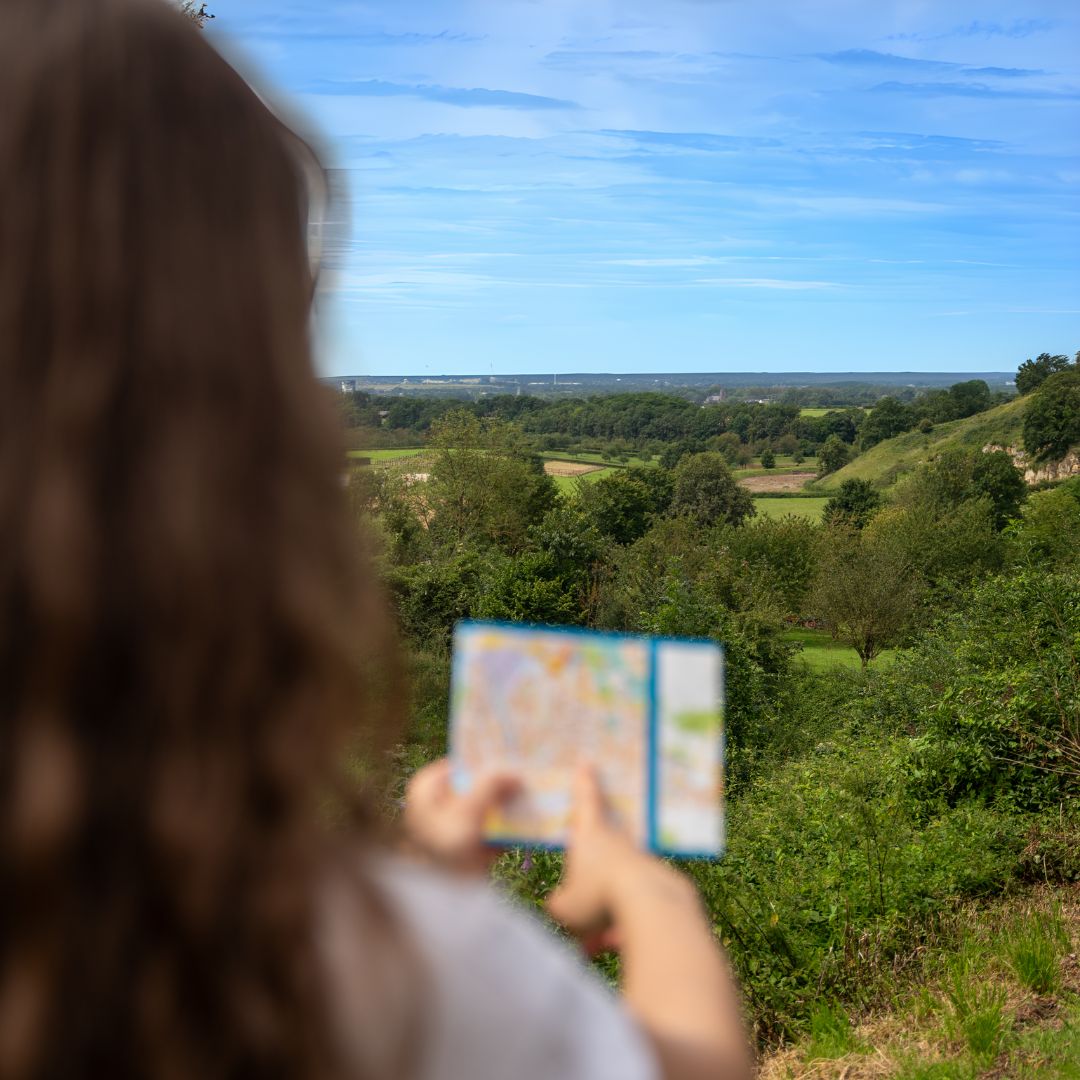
[[327, 369, 1016, 381]]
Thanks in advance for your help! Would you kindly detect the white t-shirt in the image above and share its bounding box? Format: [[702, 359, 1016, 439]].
[[320, 856, 660, 1080]]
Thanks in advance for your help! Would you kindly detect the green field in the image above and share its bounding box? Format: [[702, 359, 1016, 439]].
[[810, 396, 1025, 493], [347, 447, 427, 462], [348, 448, 649, 471], [784, 626, 897, 670], [542, 451, 651, 468], [798, 406, 867, 417], [735, 460, 817, 478], [753, 496, 828, 521], [551, 469, 614, 493]]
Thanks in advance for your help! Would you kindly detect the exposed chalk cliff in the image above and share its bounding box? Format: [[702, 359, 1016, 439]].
[[983, 444, 1080, 485]]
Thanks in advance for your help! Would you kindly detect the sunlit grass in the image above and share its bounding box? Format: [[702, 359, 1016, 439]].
[[552, 469, 614, 493], [753, 497, 828, 521], [784, 626, 897, 670], [347, 447, 427, 462]]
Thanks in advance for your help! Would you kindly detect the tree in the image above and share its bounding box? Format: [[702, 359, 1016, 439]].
[[867, 500, 1002, 596], [971, 449, 1028, 530], [724, 515, 821, 615], [822, 479, 882, 529], [425, 410, 556, 552], [474, 551, 585, 625], [577, 470, 660, 545], [946, 379, 991, 419], [909, 447, 1026, 531], [812, 528, 923, 668], [1006, 480, 1080, 566], [658, 438, 706, 470], [179, 2, 214, 27], [1016, 352, 1072, 396], [710, 431, 743, 466], [859, 397, 912, 449], [670, 452, 755, 528], [817, 434, 850, 477], [759, 447, 776, 469], [1023, 369, 1080, 463]]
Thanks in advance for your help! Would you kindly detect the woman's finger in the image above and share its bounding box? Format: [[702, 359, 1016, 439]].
[[569, 763, 607, 832]]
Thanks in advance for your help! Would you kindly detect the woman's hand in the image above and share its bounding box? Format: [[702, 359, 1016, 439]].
[[402, 759, 520, 876], [546, 765, 699, 948]]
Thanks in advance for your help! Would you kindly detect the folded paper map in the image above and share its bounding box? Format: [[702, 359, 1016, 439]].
[[449, 621, 725, 857]]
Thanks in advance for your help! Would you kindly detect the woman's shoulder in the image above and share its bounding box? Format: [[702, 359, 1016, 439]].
[[336, 854, 659, 1080]]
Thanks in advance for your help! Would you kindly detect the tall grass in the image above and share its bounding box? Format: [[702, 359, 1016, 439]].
[[940, 948, 1011, 1064], [806, 1002, 864, 1061], [1001, 907, 1069, 995]]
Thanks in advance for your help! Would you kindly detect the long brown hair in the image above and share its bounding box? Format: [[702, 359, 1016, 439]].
[[0, 0, 404, 1075]]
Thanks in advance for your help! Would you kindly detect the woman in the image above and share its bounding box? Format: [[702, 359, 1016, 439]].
[[0, 1, 751, 1077]]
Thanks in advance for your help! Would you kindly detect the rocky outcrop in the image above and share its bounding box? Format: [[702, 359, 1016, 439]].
[[983, 444, 1080, 485]]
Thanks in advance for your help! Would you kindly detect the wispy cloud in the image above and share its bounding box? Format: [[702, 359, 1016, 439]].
[[605, 257, 726, 267], [598, 129, 783, 151], [890, 19, 1058, 43], [544, 49, 671, 67], [870, 81, 1080, 101], [306, 79, 577, 110], [816, 49, 959, 73], [814, 49, 1044, 78], [340, 30, 483, 46], [694, 278, 841, 290]]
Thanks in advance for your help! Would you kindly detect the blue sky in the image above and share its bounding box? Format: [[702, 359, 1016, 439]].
[[209, 1, 1080, 376]]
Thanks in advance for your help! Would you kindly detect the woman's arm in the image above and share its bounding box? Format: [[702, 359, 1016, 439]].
[[402, 760, 752, 1080], [547, 767, 753, 1080]]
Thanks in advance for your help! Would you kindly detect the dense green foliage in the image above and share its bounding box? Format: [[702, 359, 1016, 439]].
[[670, 452, 755, 528], [822, 478, 882, 529], [353, 375, 1079, 1052], [1016, 351, 1075, 396], [1023, 368, 1080, 464], [817, 434, 851, 476]]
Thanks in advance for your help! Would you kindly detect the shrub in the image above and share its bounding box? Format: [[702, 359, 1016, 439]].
[[907, 567, 1080, 811], [1006, 480, 1080, 566], [1023, 368, 1080, 463], [822, 478, 882, 529], [685, 738, 1024, 1041]]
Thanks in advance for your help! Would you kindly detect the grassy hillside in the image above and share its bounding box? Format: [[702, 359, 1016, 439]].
[[811, 396, 1026, 493], [760, 884, 1080, 1079]]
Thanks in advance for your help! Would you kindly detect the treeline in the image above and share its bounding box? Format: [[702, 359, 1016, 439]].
[[339, 377, 1011, 464]]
